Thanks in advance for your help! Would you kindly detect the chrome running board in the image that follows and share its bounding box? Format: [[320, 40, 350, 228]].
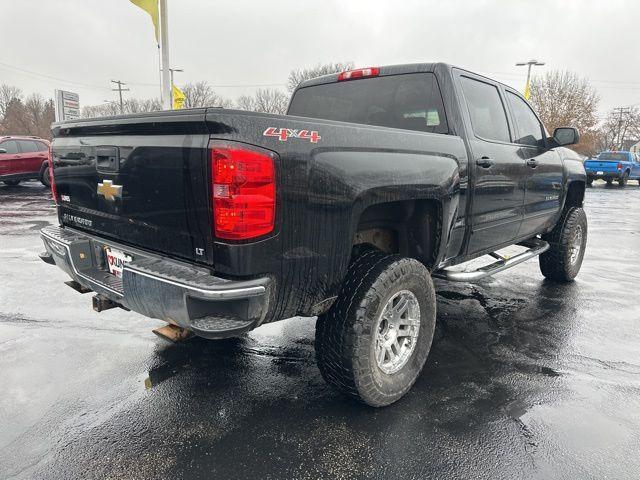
[[434, 239, 549, 282]]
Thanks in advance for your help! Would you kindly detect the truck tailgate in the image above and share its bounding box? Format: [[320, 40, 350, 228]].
[[584, 160, 620, 173], [51, 110, 213, 265]]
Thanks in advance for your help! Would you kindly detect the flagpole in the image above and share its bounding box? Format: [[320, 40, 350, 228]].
[[159, 0, 172, 110]]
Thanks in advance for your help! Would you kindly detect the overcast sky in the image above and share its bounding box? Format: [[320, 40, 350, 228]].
[[0, 0, 638, 118]]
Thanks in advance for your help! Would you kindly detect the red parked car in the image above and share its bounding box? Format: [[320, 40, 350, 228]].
[[0, 136, 51, 186]]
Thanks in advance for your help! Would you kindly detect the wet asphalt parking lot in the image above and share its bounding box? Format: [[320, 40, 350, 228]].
[[1, 181, 639, 480]]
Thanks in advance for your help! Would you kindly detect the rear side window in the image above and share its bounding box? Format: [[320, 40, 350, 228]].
[[19, 140, 40, 152], [288, 73, 448, 134], [36, 141, 48, 151], [1, 140, 20, 154], [460, 76, 510, 143], [506, 91, 544, 147]]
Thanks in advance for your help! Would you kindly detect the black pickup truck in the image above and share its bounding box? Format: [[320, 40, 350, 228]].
[[40, 63, 587, 406]]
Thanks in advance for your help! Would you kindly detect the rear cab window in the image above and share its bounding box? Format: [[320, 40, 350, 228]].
[[599, 152, 628, 161], [288, 73, 449, 134]]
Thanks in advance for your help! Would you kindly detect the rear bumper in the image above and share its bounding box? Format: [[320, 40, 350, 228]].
[[40, 225, 273, 339], [586, 171, 622, 180]]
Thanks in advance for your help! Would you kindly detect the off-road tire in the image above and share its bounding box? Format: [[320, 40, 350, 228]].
[[539, 207, 587, 282], [618, 172, 629, 187], [315, 250, 436, 407], [3, 180, 20, 186]]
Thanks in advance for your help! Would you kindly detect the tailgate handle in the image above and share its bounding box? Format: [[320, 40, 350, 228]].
[[96, 146, 120, 172]]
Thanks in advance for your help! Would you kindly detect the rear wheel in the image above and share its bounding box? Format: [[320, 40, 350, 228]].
[[315, 250, 436, 407], [39, 164, 51, 187], [618, 172, 629, 187], [539, 207, 587, 282], [3, 180, 20, 186], [586, 177, 593, 186], [606, 178, 613, 185]]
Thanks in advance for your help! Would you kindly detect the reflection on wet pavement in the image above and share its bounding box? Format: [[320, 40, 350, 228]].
[[1, 180, 640, 479]]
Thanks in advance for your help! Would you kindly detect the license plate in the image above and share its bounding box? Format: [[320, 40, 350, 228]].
[[597, 171, 603, 175], [105, 247, 132, 278]]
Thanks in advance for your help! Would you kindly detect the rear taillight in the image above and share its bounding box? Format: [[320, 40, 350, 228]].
[[211, 145, 275, 240], [337, 67, 380, 81], [48, 145, 58, 202], [617, 162, 623, 170]]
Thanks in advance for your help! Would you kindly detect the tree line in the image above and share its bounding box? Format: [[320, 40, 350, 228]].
[[0, 61, 637, 157]]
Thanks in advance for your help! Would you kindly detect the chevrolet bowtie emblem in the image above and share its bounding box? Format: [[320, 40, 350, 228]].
[[97, 180, 123, 201]]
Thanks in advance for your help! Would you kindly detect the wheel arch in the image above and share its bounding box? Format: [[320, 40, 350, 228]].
[[564, 180, 585, 209], [351, 197, 446, 271]]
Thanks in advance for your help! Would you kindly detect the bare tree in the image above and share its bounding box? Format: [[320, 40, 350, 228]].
[[82, 97, 163, 118], [182, 81, 232, 108], [0, 84, 22, 119], [82, 102, 121, 118], [0, 94, 55, 139], [236, 88, 289, 115], [595, 107, 640, 152], [287, 62, 354, 92], [529, 70, 600, 156]]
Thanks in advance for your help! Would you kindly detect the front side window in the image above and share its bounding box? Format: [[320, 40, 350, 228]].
[[460, 76, 510, 143], [0, 140, 20, 154], [288, 73, 449, 134], [506, 91, 544, 147]]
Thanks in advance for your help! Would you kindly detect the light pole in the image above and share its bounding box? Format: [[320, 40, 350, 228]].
[[516, 60, 545, 100], [169, 68, 183, 88], [168, 68, 183, 108]]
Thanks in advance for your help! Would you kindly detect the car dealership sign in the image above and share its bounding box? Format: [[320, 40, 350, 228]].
[[54, 90, 80, 121]]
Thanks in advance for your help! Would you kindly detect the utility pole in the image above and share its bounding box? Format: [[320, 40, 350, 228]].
[[516, 59, 545, 100], [110, 80, 130, 114], [612, 107, 631, 150]]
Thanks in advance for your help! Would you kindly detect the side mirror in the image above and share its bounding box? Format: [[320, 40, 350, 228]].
[[0, 148, 6, 154], [553, 127, 579, 146]]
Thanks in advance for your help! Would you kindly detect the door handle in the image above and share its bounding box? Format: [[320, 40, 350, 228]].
[[526, 158, 539, 168], [476, 157, 494, 168]]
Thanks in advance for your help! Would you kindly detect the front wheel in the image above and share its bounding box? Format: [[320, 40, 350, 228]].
[[315, 250, 436, 407], [539, 207, 587, 282], [3, 180, 20, 186]]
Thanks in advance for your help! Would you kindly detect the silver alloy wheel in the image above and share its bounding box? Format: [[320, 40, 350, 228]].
[[570, 225, 583, 265], [374, 290, 420, 375]]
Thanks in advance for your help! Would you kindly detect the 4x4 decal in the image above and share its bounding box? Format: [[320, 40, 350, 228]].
[[263, 127, 321, 143]]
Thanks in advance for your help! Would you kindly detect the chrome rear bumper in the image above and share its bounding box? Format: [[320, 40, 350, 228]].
[[40, 225, 273, 339]]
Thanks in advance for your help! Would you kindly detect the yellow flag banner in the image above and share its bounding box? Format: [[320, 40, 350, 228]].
[[172, 84, 186, 109], [130, 0, 159, 44]]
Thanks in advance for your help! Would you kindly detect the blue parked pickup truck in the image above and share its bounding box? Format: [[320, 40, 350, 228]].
[[584, 151, 640, 186]]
